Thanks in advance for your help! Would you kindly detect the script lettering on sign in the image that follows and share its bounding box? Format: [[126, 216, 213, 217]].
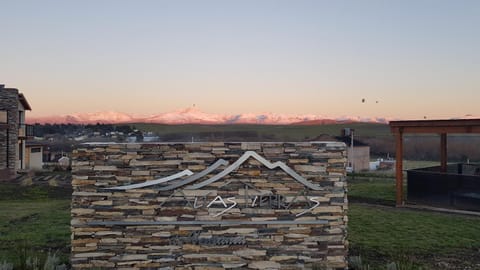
[[169, 231, 246, 246], [160, 185, 321, 217]]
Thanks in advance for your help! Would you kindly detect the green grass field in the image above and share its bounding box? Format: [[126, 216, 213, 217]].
[[348, 176, 398, 205], [349, 204, 480, 254], [348, 203, 480, 269], [347, 173, 480, 269], [0, 184, 71, 267]]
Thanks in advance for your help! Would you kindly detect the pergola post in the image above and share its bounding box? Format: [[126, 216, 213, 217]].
[[440, 133, 447, 172], [395, 130, 404, 206]]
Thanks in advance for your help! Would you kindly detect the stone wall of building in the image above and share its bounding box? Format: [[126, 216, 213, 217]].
[[0, 86, 19, 179], [71, 142, 348, 269]]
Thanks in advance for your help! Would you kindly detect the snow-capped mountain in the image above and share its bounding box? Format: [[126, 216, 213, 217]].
[[143, 107, 229, 124], [27, 107, 392, 125], [28, 111, 134, 124]]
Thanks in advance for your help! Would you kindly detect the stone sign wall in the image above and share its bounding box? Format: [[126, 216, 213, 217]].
[[71, 142, 348, 269]]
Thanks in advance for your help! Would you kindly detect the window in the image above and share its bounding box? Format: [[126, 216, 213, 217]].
[[31, 147, 41, 153], [0, 111, 6, 123], [19, 110, 24, 125]]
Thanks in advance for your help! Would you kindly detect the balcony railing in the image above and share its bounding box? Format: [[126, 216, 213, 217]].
[[18, 124, 34, 138], [407, 163, 480, 211]]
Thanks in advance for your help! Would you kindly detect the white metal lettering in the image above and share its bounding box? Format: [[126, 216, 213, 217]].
[[213, 197, 237, 217], [296, 197, 320, 217], [207, 196, 228, 208]]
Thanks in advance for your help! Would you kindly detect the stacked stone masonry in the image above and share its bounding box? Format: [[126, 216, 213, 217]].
[[71, 142, 348, 270], [0, 87, 19, 178]]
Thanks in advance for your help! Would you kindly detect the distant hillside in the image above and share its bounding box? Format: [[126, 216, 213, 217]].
[[132, 122, 391, 142]]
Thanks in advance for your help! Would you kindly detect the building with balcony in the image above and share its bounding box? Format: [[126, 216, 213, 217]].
[[0, 84, 33, 180]]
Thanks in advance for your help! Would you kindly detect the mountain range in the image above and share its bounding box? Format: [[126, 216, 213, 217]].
[[26, 106, 393, 125]]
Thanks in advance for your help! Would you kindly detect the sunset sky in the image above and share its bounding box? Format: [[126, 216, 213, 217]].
[[1, 0, 479, 120]]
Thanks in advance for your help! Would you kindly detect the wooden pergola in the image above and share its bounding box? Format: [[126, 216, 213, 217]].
[[390, 119, 480, 206]]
